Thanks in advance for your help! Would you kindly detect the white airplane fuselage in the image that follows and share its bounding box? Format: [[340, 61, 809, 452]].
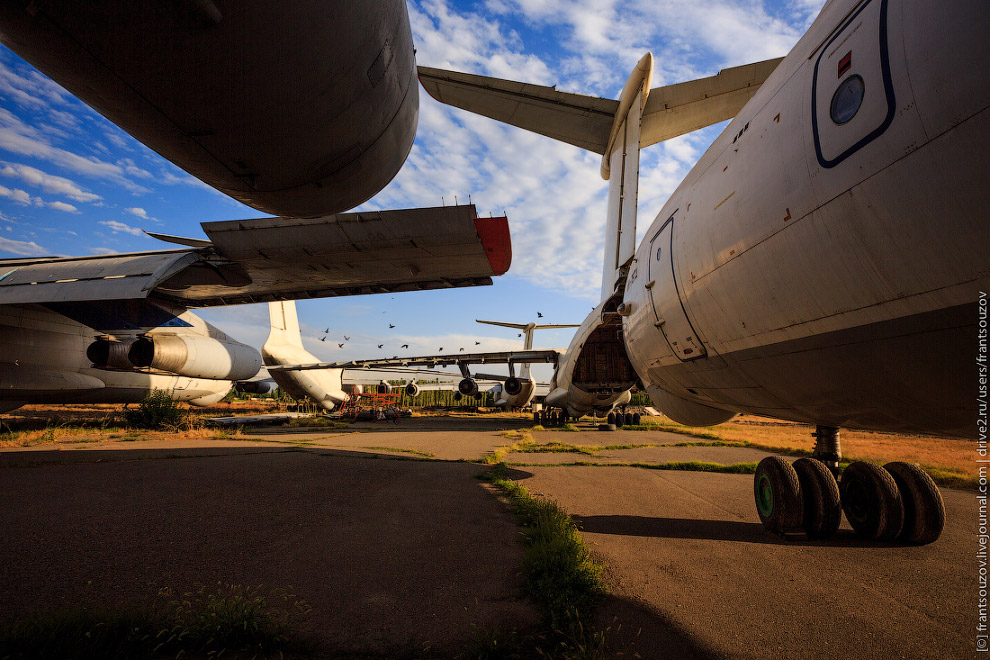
[[0, 303, 256, 412], [621, 0, 988, 437]]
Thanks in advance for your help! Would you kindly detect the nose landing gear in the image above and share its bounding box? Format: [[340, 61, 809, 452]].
[[754, 426, 945, 545]]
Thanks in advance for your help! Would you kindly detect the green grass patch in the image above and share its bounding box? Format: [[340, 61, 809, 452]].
[[621, 423, 723, 440], [286, 416, 350, 429], [0, 583, 313, 660], [481, 463, 607, 657]]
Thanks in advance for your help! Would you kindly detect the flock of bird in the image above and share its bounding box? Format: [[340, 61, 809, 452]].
[[314, 311, 547, 354]]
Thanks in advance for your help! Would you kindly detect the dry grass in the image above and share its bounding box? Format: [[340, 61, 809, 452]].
[[644, 413, 978, 485]]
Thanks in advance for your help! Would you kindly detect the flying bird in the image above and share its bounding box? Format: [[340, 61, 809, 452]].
[[401, 344, 409, 349], [319, 336, 326, 342], [378, 344, 383, 349], [537, 312, 543, 318], [475, 341, 480, 345], [344, 336, 350, 341], [389, 323, 395, 328], [439, 347, 443, 352], [323, 328, 329, 333], [338, 343, 344, 348], [517, 333, 522, 337]]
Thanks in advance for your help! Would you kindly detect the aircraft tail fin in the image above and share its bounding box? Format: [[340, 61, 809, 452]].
[[265, 300, 304, 351], [477, 318, 580, 378], [419, 56, 782, 301]]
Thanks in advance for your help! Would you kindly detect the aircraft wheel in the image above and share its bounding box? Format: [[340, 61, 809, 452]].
[[839, 462, 904, 541], [754, 456, 803, 535], [559, 411, 568, 424], [624, 412, 634, 425], [606, 412, 616, 424], [533, 411, 540, 424], [614, 412, 624, 428], [792, 458, 841, 540], [884, 462, 945, 545], [632, 413, 641, 425]]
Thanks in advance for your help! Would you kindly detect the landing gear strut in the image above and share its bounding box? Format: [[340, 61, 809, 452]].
[[754, 425, 945, 544]]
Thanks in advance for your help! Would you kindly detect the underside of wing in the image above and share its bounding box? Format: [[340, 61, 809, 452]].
[[268, 349, 562, 373], [0, 205, 510, 306]]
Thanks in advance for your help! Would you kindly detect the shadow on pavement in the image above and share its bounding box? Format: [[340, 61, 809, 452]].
[[574, 514, 894, 548]]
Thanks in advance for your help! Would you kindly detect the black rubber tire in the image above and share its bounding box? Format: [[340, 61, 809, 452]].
[[792, 458, 841, 540], [754, 456, 804, 534], [632, 413, 642, 425], [884, 462, 945, 545], [559, 411, 568, 425], [614, 413, 624, 428], [607, 412, 616, 424], [533, 411, 540, 424], [839, 461, 904, 541], [624, 412, 634, 426]]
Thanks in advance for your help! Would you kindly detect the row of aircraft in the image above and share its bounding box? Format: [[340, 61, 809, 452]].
[[1, 0, 987, 546]]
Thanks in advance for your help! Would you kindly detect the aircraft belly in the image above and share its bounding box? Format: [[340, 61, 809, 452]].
[[645, 303, 976, 438]]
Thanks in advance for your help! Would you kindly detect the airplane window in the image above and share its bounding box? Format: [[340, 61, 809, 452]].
[[830, 75, 865, 125], [656, 247, 662, 261]]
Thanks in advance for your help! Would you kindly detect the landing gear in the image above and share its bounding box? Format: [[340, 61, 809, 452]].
[[753, 426, 944, 544], [884, 461, 945, 545], [793, 457, 841, 540], [754, 456, 803, 534]]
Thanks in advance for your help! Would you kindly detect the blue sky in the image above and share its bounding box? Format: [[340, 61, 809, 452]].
[[0, 0, 825, 380]]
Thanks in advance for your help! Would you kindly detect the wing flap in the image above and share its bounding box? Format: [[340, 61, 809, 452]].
[[162, 204, 510, 305]]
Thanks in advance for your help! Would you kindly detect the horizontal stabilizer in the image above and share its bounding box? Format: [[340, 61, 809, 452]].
[[418, 57, 782, 154]]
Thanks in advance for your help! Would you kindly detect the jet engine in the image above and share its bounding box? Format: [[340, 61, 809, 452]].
[[458, 378, 479, 396], [234, 380, 276, 395], [453, 391, 463, 401], [404, 382, 420, 397], [503, 376, 523, 396], [87, 335, 138, 370], [376, 380, 393, 394], [127, 334, 261, 381]]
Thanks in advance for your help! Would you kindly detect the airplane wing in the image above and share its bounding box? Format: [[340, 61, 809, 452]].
[[0, 205, 510, 306], [418, 57, 783, 153], [267, 349, 562, 373]]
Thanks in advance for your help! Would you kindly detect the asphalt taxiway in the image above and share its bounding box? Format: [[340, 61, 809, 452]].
[[0, 416, 976, 658]]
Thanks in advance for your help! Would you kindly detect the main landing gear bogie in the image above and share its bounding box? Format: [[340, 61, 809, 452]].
[[753, 426, 945, 545]]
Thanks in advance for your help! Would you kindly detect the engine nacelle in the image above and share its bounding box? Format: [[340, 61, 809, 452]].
[[453, 391, 463, 401], [404, 382, 420, 397], [128, 334, 261, 381], [376, 380, 393, 394], [503, 376, 523, 396], [458, 378, 479, 397], [235, 380, 276, 395], [87, 336, 138, 370]]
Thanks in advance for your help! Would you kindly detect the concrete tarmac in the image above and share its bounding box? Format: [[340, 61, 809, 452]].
[[0, 416, 977, 658]]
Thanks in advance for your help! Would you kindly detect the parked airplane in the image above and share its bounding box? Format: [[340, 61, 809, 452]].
[[418, 0, 990, 544], [471, 319, 580, 409], [0, 4, 511, 412]]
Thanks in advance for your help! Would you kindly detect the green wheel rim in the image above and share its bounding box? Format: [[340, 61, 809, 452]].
[[756, 474, 774, 517]]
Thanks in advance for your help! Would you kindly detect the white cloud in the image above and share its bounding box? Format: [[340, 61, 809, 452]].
[[0, 235, 49, 256], [0, 163, 101, 202], [99, 219, 145, 236], [47, 200, 78, 213]]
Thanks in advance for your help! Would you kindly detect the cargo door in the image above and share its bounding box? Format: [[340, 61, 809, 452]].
[[647, 217, 706, 361]]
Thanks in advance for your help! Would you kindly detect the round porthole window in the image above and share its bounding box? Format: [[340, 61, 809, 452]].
[[830, 74, 865, 125]]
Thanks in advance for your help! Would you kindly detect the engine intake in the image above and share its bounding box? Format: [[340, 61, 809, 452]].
[[376, 381, 393, 394], [458, 378, 478, 397], [128, 334, 261, 381], [404, 382, 420, 397]]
